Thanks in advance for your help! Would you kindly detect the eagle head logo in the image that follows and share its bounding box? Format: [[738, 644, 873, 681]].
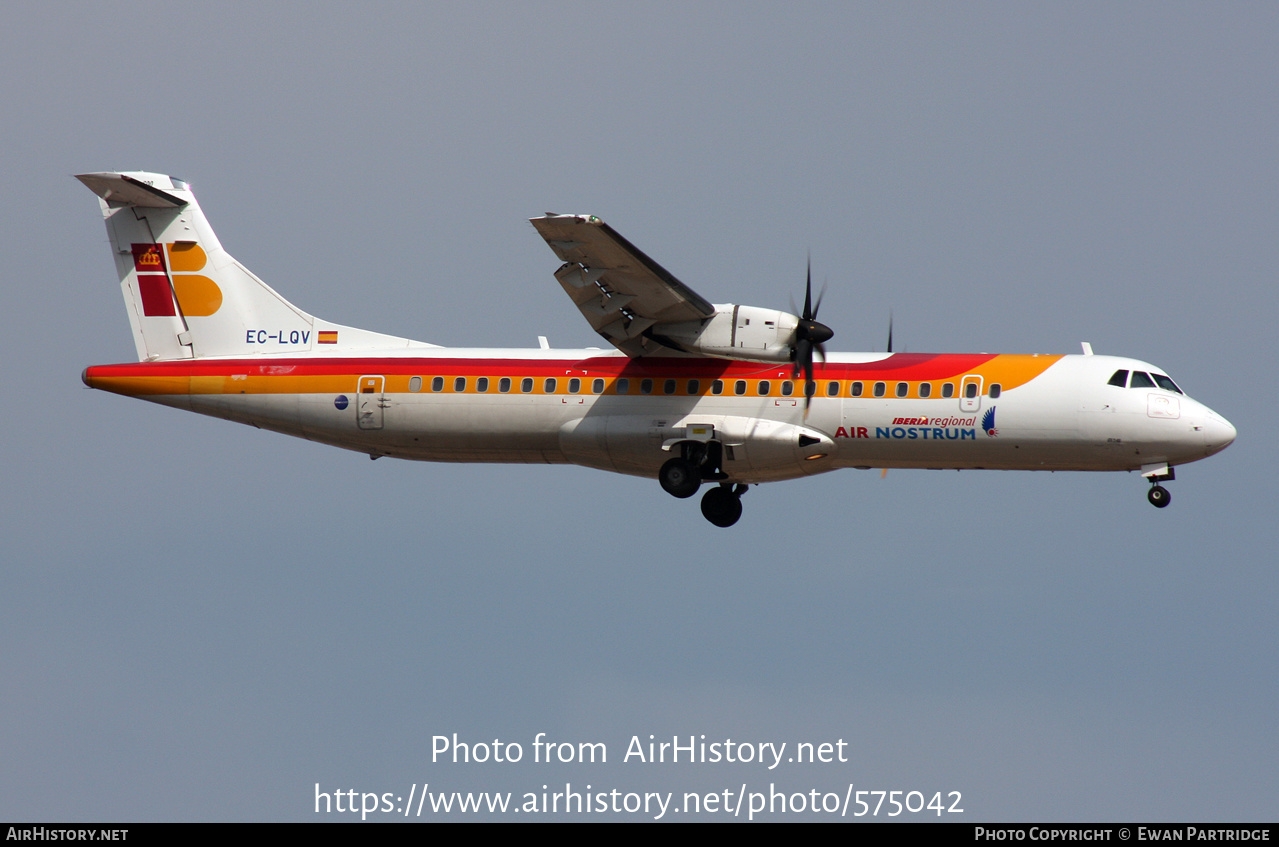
[[982, 406, 999, 437]]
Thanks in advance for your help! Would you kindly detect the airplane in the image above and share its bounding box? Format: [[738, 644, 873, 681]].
[[78, 171, 1236, 527]]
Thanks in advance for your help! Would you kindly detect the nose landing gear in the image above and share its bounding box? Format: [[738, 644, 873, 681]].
[[1143, 464, 1175, 509]]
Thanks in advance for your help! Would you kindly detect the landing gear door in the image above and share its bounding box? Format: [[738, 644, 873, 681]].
[[959, 375, 983, 413], [357, 375, 385, 430]]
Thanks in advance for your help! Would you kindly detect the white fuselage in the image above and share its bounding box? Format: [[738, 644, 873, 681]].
[[84, 348, 1236, 486]]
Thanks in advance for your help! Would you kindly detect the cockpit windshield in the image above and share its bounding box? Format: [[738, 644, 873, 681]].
[[1107, 369, 1183, 394]]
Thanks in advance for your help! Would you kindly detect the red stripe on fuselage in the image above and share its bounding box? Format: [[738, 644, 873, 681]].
[[83, 352, 997, 382]]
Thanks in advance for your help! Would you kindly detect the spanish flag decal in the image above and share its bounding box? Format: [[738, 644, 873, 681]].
[[318, 331, 338, 344]]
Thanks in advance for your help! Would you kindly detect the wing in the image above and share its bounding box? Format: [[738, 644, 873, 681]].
[[530, 214, 715, 356]]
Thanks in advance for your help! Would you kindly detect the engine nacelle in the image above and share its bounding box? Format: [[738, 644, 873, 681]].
[[650, 304, 799, 364], [559, 414, 837, 483]]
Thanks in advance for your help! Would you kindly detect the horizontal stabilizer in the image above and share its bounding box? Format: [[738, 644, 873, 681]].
[[76, 172, 188, 208]]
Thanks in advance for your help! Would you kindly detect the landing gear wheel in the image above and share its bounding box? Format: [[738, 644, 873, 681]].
[[659, 457, 701, 499], [1147, 485, 1171, 508], [700, 485, 743, 528]]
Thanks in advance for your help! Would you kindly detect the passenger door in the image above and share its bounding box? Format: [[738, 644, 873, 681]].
[[357, 375, 386, 430]]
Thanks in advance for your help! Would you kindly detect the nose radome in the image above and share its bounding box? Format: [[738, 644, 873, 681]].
[[1202, 411, 1237, 455]]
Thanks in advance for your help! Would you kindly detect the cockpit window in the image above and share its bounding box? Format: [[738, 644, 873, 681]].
[[1130, 371, 1155, 388], [1108, 369, 1129, 387], [1152, 374, 1183, 394]]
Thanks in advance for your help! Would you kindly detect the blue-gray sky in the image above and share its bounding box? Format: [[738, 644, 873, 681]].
[[2, 2, 1275, 821]]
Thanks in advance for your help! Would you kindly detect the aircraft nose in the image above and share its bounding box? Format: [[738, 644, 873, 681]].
[[1202, 410, 1237, 455]]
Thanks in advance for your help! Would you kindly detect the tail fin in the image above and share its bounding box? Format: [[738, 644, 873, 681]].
[[77, 172, 430, 361]]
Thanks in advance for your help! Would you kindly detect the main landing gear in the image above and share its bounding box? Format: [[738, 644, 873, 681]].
[[658, 456, 701, 499], [658, 441, 746, 527], [701, 484, 748, 528]]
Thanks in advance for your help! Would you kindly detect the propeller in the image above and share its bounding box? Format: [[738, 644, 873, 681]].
[[880, 313, 895, 478], [791, 258, 834, 413]]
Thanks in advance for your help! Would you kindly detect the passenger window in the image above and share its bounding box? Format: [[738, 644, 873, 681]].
[[1130, 371, 1155, 388], [711, 380, 723, 395], [568, 378, 580, 393], [454, 377, 466, 392], [640, 378, 653, 395], [781, 381, 794, 396], [989, 383, 1001, 398], [521, 377, 533, 393], [919, 383, 931, 398], [826, 381, 839, 396], [1152, 374, 1183, 394], [758, 380, 771, 396], [663, 379, 676, 395], [942, 383, 954, 398], [687, 379, 700, 394], [431, 376, 444, 392], [850, 381, 863, 397], [734, 380, 747, 396], [476, 377, 489, 393], [543, 377, 557, 393], [1108, 369, 1129, 388], [895, 382, 908, 397], [616, 378, 630, 395], [965, 382, 978, 399], [409, 376, 422, 392], [592, 378, 604, 394], [873, 382, 886, 397], [499, 377, 511, 393]]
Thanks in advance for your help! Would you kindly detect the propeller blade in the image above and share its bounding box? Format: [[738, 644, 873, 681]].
[[802, 337, 817, 415], [803, 258, 813, 319], [791, 337, 809, 380], [812, 279, 827, 319], [886, 311, 893, 353]]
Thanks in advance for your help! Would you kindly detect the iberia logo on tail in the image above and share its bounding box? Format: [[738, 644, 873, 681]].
[[132, 243, 223, 317]]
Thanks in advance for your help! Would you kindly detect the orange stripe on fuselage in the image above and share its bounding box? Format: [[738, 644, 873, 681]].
[[82, 353, 1063, 398]]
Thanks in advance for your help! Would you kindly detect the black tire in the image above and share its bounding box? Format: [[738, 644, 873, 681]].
[[1147, 485, 1171, 508], [659, 457, 701, 498], [700, 486, 743, 527]]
